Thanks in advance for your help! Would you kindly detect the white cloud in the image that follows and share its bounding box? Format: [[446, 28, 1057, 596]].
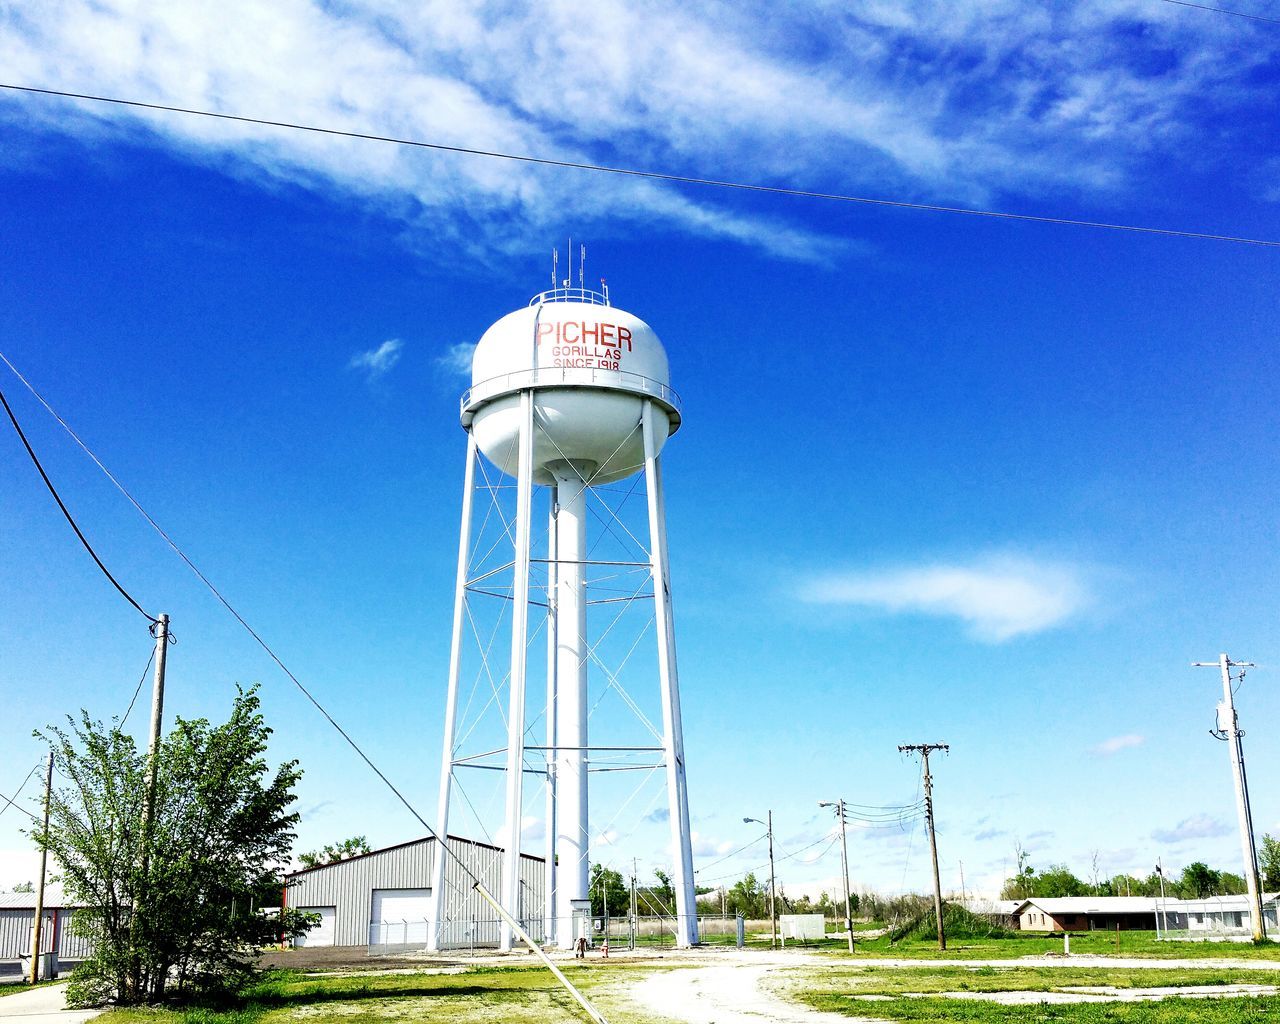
[[1, 2, 1274, 260], [803, 555, 1090, 641], [437, 341, 473, 379], [1151, 814, 1231, 845], [691, 832, 734, 857], [349, 338, 403, 379], [1094, 733, 1145, 755]]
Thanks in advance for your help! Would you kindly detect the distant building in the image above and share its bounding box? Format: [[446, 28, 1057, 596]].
[[1180, 893, 1280, 934], [1011, 896, 1182, 932], [283, 835, 544, 950]]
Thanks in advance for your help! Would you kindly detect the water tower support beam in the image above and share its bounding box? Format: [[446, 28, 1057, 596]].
[[543, 484, 559, 945], [427, 431, 477, 951], [552, 465, 591, 947], [499, 391, 535, 952], [642, 400, 698, 947]]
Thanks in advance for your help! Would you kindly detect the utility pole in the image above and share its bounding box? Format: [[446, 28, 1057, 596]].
[[743, 812, 777, 949], [1195, 653, 1265, 941], [630, 858, 638, 951], [28, 751, 53, 984], [899, 743, 949, 950], [819, 799, 855, 952], [1155, 859, 1167, 939], [142, 613, 170, 838]]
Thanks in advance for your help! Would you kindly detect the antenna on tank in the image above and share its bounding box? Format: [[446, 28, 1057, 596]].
[[551, 248, 558, 289], [600, 278, 609, 304], [579, 245, 586, 289], [564, 236, 572, 288]]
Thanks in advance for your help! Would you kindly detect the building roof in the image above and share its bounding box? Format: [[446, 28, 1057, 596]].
[[1014, 896, 1161, 915], [284, 834, 545, 879], [956, 899, 1022, 915], [0, 886, 76, 910]]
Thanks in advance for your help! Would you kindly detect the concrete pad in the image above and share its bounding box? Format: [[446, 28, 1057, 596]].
[[0, 984, 104, 1024]]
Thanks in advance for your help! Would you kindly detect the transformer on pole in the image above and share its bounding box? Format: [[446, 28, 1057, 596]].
[[427, 272, 698, 951]]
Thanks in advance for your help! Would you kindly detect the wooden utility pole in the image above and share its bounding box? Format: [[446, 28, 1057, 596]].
[[28, 751, 53, 984], [899, 743, 949, 950], [142, 613, 170, 841]]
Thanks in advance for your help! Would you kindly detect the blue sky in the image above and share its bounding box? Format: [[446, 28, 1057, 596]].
[[1, 1, 1278, 903]]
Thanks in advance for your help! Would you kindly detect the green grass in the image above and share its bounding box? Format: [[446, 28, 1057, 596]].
[[103, 965, 682, 1024], [786, 965, 1280, 1022], [837, 929, 1280, 960], [803, 995, 1280, 1022], [0, 978, 63, 997]]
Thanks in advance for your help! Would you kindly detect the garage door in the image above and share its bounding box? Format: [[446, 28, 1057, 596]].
[[295, 906, 335, 947], [370, 888, 431, 946]]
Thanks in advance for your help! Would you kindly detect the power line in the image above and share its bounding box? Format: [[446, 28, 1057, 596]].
[[0, 763, 42, 824], [0, 384, 156, 623], [119, 646, 157, 728], [693, 833, 767, 877], [1158, 0, 1280, 25], [0, 82, 1276, 249]]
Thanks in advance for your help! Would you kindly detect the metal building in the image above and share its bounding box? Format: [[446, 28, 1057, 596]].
[[283, 836, 544, 950], [0, 887, 94, 967]]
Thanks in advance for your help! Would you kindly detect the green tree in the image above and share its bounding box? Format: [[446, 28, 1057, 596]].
[[589, 864, 629, 919], [11, 881, 34, 893], [1178, 862, 1221, 899], [726, 872, 768, 918], [34, 686, 310, 1006], [652, 868, 675, 914], [1031, 864, 1088, 898], [1261, 834, 1280, 891], [298, 836, 371, 869]]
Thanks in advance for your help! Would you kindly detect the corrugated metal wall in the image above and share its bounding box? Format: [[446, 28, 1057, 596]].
[[285, 836, 544, 949], [0, 909, 91, 961]]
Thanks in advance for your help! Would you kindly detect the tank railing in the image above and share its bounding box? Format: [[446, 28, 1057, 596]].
[[529, 286, 609, 307], [460, 366, 682, 417]]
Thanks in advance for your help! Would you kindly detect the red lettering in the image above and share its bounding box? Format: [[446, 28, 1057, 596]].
[[618, 326, 632, 351], [582, 321, 599, 343], [538, 322, 554, 343], [600, 323, 615, 343], [563, 321, 579, 343]]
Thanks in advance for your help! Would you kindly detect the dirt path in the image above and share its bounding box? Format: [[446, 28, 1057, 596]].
[[628, 954, 877, 1024]]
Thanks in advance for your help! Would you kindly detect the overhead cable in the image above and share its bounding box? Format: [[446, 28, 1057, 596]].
[[119, 646, 157, 727], [1158, 0, 1280, 25], [0, 83, 1276, 248], [0, 763, 41, 823], [0, 384, 157, 623]]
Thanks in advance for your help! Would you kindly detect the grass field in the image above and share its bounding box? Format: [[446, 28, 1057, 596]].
[[103, 965, 681, 1024], [787, 964, 1280, 1022], [806, 930, 1280, 960]]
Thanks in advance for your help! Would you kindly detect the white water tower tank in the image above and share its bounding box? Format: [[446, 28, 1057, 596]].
[[460, 288, 681, 484]]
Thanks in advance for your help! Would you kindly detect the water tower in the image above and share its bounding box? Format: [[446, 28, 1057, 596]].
[[426, 261, 698, 951]]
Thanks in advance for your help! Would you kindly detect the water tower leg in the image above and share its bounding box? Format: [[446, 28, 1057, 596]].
[[544, 485, 559, 947], [552, 465, 590, 948], [642, 401, 698, 947], [499, 391, 536, 952], [427, 431, 478, 952]]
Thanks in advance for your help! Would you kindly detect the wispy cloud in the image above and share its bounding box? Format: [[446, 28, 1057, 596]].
[[349, 339, 403, 380], [437, 342, 473, 379], [974, 827, 1008, 842], [1, 2, 1275, 260], [644, 808, 670, 825], [1152, 814, 1230, 845], [802, 555, 1091, 641], [691, 832, 735, 857], [1094, 734, 1144, 755]]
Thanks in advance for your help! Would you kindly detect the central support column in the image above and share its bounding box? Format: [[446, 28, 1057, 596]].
[[552, 463, 590, 948]]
